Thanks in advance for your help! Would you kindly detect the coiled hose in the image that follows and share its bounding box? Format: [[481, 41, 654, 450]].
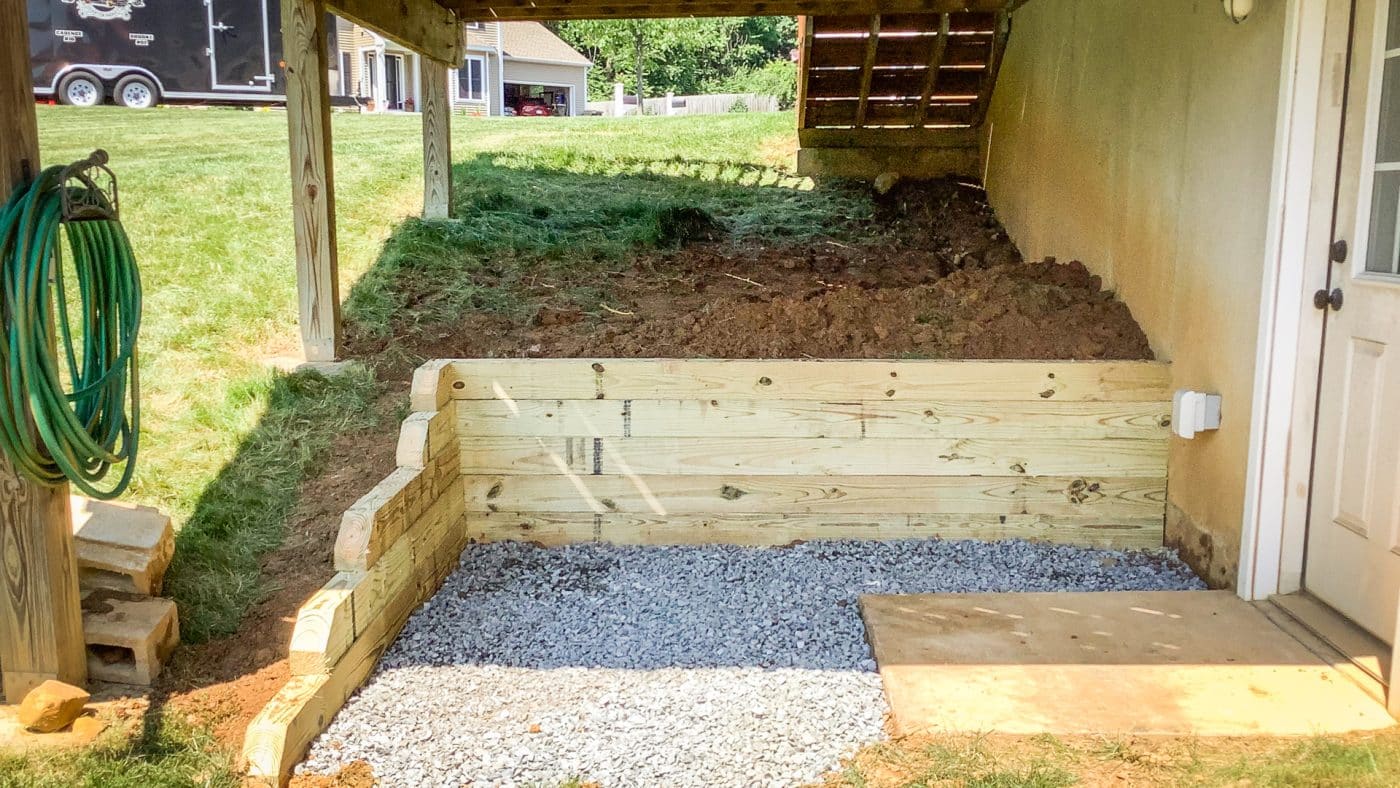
[[0, 154, 141, 499]]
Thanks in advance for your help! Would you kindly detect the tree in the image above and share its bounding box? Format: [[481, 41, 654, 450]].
[[552, 17, 797, 104]]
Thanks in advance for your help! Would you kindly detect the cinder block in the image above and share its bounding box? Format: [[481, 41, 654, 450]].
[[70, 496, 175, 595], [81, 591, 180, 686]]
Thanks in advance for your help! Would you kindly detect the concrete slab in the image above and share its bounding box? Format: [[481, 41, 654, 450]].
[[861, 590, 1397, 737]]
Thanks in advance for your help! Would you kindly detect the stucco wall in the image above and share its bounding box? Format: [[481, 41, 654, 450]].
[[503, 60, 589, 116], [984, 0, 1287, 588]]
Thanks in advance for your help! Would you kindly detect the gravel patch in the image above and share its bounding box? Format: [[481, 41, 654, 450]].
[[299, 539, 1204, 787]]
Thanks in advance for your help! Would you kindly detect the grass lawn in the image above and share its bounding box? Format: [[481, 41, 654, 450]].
[[3, 106, 1399, 787]]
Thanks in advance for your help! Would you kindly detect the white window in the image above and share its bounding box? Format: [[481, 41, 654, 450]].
[[457, 55, 487, 102], [465, 22, 483, 30]]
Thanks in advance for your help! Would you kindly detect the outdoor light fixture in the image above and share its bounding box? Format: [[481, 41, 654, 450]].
[[1223, 0, 1254, 23]]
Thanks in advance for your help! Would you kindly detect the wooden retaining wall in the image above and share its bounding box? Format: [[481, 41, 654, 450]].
[[242, 358, 1171, 784]]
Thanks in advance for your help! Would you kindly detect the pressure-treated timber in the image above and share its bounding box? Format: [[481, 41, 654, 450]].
[[468, 513, 1164, 549], [458, 436, 1167, 477], [282, 0, 342, 363], [445, 0, 1014, 20], [916, 14, 952, 126], [429, 359, 1173, 402], [0, 0, 87, 702], [854, 15, 882, 127], [245, 371, 469, 785], [328, 0, 463, 63], [420, 61, 454, 220], [462, 475, 1168, 517], [246, 357, 1172, 782], [453, 398, 1172, 439]]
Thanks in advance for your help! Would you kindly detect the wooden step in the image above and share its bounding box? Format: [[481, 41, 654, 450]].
[[80, 591, 179, 686], [70, 496, 175, 595]]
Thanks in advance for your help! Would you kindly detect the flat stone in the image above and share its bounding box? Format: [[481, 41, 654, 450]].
[[861, 590, 1398, 736], [17, 681, 90, 734], [263, 357, 365, 377]]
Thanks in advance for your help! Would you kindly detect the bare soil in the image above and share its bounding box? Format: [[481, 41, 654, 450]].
[[157, 179, 1156, 769]]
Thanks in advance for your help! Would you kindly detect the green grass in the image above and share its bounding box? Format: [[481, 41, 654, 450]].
[[12, 106, 826, 783]]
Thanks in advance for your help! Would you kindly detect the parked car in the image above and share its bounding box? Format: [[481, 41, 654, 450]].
[[513, 97, 553, 117]]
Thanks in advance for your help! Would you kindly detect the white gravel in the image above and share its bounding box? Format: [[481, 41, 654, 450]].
[[298, 539, 1204, 787]]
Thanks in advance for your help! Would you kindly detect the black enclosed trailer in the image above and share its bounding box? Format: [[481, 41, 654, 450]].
[[28, 0, 295, 108]]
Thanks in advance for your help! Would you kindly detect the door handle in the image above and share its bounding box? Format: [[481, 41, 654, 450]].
[[1314, 288, 1344, 311], [1330, 239, 1348, 263]]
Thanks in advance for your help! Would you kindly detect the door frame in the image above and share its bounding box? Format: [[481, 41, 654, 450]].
[[1240, 0, 1352, 602], [206, 0, 275, 93]]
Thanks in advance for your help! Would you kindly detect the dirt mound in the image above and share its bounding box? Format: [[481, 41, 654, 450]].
[[540, 259, 1150, 360]]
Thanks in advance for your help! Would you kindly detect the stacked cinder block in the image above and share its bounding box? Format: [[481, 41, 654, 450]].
[[70, 497, 179, 686]]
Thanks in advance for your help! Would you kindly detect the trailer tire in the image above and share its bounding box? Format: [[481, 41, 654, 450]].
[[115, 75, 159, 109], [57, 72, 104, 108]]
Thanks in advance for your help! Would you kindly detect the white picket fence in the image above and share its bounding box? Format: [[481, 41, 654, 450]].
[[587, 84, 779, 117]]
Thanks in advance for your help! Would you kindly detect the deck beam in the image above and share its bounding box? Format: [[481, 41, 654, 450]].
[[0, 0, 87, 701], [421, 62, 454, 220], [282, 0, 342, 363]]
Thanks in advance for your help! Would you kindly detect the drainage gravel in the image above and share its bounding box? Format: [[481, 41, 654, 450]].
[[298, 539, 1204, 787]]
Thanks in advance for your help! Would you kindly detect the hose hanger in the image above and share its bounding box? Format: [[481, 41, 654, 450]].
[[59, 149, 120, 223], [0, 149, 142, 499]]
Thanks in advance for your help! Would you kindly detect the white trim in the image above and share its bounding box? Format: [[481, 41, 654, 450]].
[[503, 79, 577, 88], [1239, 0, 1344, 600], [503, 55, 593, 68]]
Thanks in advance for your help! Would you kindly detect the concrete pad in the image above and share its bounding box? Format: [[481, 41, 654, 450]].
[[861, 590, 1397, 737]]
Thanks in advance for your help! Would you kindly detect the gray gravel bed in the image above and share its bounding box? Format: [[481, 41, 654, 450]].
[[298, 539, 1204, 787]]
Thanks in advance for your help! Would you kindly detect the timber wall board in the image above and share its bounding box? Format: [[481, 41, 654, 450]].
[[243, 357, 1171, 784]]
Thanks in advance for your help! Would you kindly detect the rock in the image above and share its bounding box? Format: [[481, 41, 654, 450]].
[[872, 172, 901, 195], [17, 680, 90, 733], [70, 715, 107, 740]]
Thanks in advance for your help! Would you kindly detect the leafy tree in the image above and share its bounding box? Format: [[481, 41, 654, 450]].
[[552, 17, 797, 103]]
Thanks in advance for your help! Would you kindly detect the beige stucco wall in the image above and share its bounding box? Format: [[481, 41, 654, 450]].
[[984, 0, 1287, 588], [503, 60, 589, 116]]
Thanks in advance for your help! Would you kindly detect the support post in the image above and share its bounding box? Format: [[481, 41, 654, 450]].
[[421, 60, 454, 220], [282, 0, 342, 362], [0, 0, 87, 701], [614, 82, 626, 117]]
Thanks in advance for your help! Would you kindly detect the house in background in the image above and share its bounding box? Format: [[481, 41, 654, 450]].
[[334, 19, 590, 116]]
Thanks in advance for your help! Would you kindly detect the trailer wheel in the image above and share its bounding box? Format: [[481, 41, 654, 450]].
[[57, 72, 103, 107], [115, 75, 158, 109]]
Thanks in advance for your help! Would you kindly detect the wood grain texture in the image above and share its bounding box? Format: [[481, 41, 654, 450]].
[[462, 474, 1167, 517], [855, 15, 882, 127], [439, 360, 1173, 402], [288, 571, 360, 676], [0, 0, 87, 702], [454, 398, 1172, 440], [915, 14, 952, 126], [459, 436, 1167, 478], [420, 61, 453, 220], [328, 0, 463, 63], [467, 512, 1163, 549], [282, 0, 342, 363]]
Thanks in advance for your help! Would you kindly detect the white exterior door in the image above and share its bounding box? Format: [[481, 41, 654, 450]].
[[1306, 0, 1400, 644]]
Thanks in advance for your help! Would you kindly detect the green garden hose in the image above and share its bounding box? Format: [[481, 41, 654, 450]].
[[0, 153, 141, 499]]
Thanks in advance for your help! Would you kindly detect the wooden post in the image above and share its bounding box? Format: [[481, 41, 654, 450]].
[[282, 0, 342, 362], [421, 60, 454, 220], [0, 0, 88, 701]]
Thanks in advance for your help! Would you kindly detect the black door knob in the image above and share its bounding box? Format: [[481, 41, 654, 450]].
[[1314, 288, 1344, 311]]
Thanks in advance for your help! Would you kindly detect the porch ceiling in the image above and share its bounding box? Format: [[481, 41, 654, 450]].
[[439, 0, 1021, 22]]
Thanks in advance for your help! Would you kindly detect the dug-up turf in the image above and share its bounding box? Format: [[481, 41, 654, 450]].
[[351, 179, 1154, 363]]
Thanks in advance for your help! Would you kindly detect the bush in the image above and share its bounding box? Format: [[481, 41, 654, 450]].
[[724, 59, 798, 110], [729, 98, 750, 113]]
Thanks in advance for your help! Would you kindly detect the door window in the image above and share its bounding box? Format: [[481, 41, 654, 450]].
[[1363, 0, 1400, 276]]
